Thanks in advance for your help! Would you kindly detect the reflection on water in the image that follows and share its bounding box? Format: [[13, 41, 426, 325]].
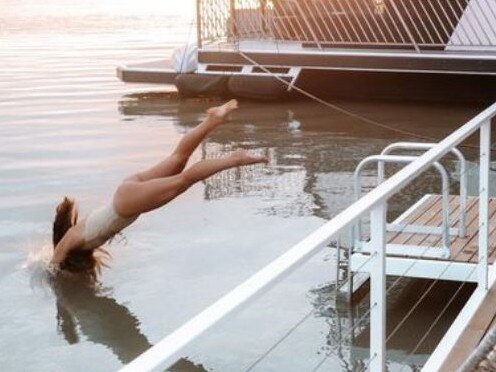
[[50, 273, 207, 371], [51, 274, 151, 364], [308, 279, 474, 371], [119, 92, 482, 220]]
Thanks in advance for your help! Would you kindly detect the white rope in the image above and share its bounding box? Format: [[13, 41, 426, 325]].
[[238, 51, 436, 141], [236, 50, 495, 155]]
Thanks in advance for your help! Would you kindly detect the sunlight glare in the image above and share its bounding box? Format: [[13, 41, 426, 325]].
[[97, 0, 195, 16]]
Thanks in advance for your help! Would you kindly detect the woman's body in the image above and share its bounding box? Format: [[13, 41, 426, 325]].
[[51, 100, 267, 271]]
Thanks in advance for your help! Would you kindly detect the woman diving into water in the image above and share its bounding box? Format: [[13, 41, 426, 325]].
[[50, 99, 268, 273]]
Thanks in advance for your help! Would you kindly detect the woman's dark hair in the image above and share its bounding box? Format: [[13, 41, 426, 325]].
[[53, 197, 109, 276], [53, 197, 78, 247]]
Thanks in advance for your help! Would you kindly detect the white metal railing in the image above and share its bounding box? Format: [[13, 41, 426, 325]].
[[380, 142, 467, 237], [120, 103, 495, 372], [197, 0, 496, 52], [354, 154, 452, 257]]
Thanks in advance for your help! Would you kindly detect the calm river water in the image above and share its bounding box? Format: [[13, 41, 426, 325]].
[[0, 1, 489, 371]]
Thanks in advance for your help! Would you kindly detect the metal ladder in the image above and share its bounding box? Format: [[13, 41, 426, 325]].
[[334, 142, 467, 300]]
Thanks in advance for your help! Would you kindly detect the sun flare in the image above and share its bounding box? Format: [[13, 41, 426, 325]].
[[96, 0, 195, 16]]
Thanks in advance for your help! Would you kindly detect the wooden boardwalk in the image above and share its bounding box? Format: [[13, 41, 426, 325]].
[[439, 280, 496, 371], [387, 194, 496, 264], [385, 194, 496, 371]]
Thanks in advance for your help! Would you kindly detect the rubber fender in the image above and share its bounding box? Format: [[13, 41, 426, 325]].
[[227, 75, 290, 100], [174, 74, 229, 97]]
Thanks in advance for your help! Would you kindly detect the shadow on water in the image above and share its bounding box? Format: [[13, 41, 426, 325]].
[[50, 273, 207, 371]]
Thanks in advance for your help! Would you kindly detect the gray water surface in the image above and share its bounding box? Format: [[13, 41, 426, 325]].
[[0, 1, 486, 371]]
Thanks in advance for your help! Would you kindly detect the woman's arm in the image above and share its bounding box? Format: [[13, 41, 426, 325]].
[[51, 225, 85, 268]]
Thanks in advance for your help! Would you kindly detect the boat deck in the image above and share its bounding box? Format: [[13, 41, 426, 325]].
[[199, 40, 496, 76], [350, 193, 496, 288], [387, 194, 496, 264]]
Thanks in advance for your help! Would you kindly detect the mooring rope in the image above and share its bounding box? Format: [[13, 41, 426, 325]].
[[237, 50, 495, 154]]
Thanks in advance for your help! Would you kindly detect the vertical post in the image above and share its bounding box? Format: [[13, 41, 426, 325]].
[[370, 203, 386, 371], [196, 0, 202, 49], [348, 227, 355, 302], [478, 120, 491, 291], [260, 0, 268, 35], [230, 0, 238, 40], [336, 237, 341, 293], [459, 152, 467, 237]]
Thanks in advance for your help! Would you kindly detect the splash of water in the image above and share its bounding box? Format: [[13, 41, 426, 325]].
[[22, 242, 57, 288]]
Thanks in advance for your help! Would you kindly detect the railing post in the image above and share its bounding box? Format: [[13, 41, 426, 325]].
[[260, 0, 268, 35], [478, 120, 491, 291], [370, 202, 387, 371], [196, 0, 202, 49], [230, 0, 238, 40]]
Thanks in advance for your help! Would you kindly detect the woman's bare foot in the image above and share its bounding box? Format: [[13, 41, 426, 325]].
[[206, 99, 238, 125], [230, 149, 269, 166]]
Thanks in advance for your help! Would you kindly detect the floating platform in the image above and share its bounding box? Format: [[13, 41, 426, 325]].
[[117, 58, 178, 85], [351, 194, 496, 286]]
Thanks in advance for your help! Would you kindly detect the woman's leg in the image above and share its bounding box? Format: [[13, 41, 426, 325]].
[[114, 150, 267, 216], [128, 99, 239, 182]]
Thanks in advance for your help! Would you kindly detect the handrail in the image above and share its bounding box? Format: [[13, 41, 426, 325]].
[[119, 102, 496, 372], [381, 142, 467, 237], [353, 154, 450, 250]]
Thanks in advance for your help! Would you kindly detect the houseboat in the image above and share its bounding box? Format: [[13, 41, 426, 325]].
[[118, 0, 496, 101]]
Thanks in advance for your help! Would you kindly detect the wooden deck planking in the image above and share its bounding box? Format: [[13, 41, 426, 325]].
[[385, 195, 441, 244], [387, 195, 496, 263], [437, 198, 480, 262], [405, 195, 461, 248], [423, 197, 477, 249], [389, 194, 443, 246], [467, 199, 496, 263], [439, 280, 496, 372]]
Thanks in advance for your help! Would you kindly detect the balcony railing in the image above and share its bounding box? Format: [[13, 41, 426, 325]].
[[197, 0, 496, 52]]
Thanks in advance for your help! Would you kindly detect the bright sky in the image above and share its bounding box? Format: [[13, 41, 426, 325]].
[[96, 0, 195, 16], [6, 0, 195, 17]]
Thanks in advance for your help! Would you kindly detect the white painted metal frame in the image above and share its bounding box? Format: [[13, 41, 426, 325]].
[[478, 120, 491, 291], [119, 103, 496, 372], [351, 253, 479, 283], [381, 142, 467, 237], [369, 203, 387, 371], [353, 154, 451, 254]]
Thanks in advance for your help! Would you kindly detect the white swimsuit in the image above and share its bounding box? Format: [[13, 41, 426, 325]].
[[82, 203, 138, 250]]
